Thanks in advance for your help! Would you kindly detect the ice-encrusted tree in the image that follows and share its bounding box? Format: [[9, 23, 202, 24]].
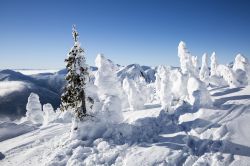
[[210, 52, 218, 76], [178, 41, 198, 77], [60, 25, 93, 120], [94, 54, 123, 123], [233, 54, 250, 86], [199, 53, 210, 82], [187, 77, 212, 109], [155, 65, 173, 109], [191, 55, 199, 77], [26, 93, 44, 124], [233, 54, 249, 72], [43, 103, 56, 125], [217, 64, 239, 87], [123, 77, 145, 110]]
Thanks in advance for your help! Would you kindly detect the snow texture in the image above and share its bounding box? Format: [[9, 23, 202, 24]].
[[123, 77, 145, 110], [210, 52, 218, 76], [178, 41, 198, 77], [199, 53, 210, 83], [43, 103, 56, 125], [2, 41, 250, 166]]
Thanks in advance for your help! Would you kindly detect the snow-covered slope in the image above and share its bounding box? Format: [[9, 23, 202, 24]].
[[1, 85, 250, 165], [117, 64, 155, 83]]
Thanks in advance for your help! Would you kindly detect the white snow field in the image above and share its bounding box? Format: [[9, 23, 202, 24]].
[[0, 85, 250, 166]]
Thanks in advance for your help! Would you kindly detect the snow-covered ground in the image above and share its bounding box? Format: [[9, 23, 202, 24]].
[[1, 40, 250, 165], [1, 85, 250, 166]]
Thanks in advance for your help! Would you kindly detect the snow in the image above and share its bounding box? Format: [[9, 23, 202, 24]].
[[123, 77, 145, 110], [210, 52, 218, 76], [199, 53, 209, 83], [233, 54, 250, 85], [94, 54, 122, 98], [43, 103, 57, 126], [1, 41, 250, 166], [94, 54, 124, 124], [187, 77, 212, 109], [26, 93, 44, 124], [178, 41, 198, 76], [1, 84, 250, 165], [0, 121, 37, 141]]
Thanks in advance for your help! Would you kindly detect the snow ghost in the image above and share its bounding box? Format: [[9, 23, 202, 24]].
[[26, 93, 44, 124], [95, 54, 121, 97], [217, 65, 239, 88], [178, 41, 198, 76], [43, 103, 56, 125], [210, 52, 218, 76], [155, 65, 173, 109], [101, 96, 123, 124], [233, 54, 250, 72], [199, 53, 210, 83], [187, 77, 212, 109], [169, 69, 188, 101], [233, 54, 250, 85], [94, 54, 123, 123], [123, 77, 145, 110]]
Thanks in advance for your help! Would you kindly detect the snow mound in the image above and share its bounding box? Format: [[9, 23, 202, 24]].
[[187, 77, 213, 109], [43, 103, 56, 125]]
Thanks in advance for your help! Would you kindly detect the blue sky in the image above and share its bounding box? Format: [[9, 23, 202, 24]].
[[0, 0, 250, 69]]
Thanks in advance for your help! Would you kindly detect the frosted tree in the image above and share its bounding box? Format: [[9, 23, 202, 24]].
[[178, 41, 198, 76], [134, 76, 151, 103], [217, 65, 239, 87], [60, 25, 93, 120], [43, 103, 56, 125], [123, 77, 145, 110], [191, 56, 199, 77], [210, 52, 218, 76], [187, 77, 212, 109], [178, 41, 190, 74], [94, 54, 123, 123], [169, 69, 188, 101], [199, 53, 210, 82], [155, 65, 173, 109], [26, 93, 44, 124], [233, 54, 250, 74], [233, 54, 250, 85]]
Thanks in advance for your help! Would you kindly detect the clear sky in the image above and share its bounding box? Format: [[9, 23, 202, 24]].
[[0, 0, 250, 69]]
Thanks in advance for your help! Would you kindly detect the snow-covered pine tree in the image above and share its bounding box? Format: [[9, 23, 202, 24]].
[[60, 25, 93, 120], [199, 53, 210, 82], [210, 52, 218, 76]]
